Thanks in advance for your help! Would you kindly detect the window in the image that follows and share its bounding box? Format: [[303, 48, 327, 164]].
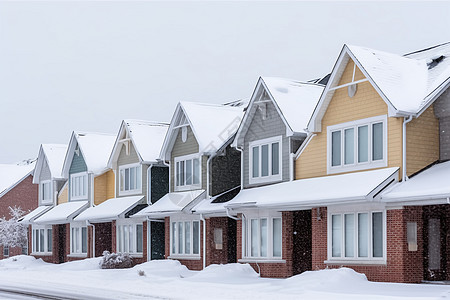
[[327, 115, 387, 174], [329, 210, 385, 262], [119, 164, 142, 195], [243, 212, 282, 260], [41, 181, 52, 204], [174, 154, 200, 191], [3, 245, 9, 257], [31, 225, 52, 254], [70, 172, 88, 200], [170, 218, 200, 257], [70, 224, 87, 255], [116, 221, 143, 255], [249, 136, 282, 184]]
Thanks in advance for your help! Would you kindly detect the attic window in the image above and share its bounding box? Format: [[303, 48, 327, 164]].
[[428, 55, 445, 69]]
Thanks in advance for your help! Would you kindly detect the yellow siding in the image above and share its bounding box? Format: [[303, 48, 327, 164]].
[[94, 170, 115, 205], [295, 59, 403, 179], [406, 105, 439, 176], [58, 184, 68, 204]]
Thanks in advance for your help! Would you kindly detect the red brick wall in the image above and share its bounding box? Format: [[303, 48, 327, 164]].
[[111, 220, 117, 253], [236, 212, 294, 278], [205, 217, 228, 266], [132, 220, 148, 265], [311, 206, 424, 283]]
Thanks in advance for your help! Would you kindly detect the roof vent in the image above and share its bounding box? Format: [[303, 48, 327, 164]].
[[427, 55, 445, 69]]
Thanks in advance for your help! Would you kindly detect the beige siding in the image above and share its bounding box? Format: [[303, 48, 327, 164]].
[[296, 59, 403, 179], [58, 184, 68, 204], [406, 105, 439, 176], [94, 170, 115, 205]]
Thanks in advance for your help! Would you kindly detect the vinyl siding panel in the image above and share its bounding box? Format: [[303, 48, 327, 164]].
[[68, 150, 90, 202], [243, 100, 290, 188], [296, 59, 403, 180], [40, 159, 51, 181], [94, 170, 115, 205], [58, 184, 68, 204], [116, 142, 147, 202]]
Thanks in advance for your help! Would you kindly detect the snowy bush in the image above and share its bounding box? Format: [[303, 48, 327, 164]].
[[100, 251, 133, 269], [137, 270, 146, 277], [0, 206, 28, 248]]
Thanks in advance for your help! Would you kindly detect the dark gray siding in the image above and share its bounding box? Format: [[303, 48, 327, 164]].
[[242, 100, 291, 188], [434, 88, 450, 161], [150, 166, 169, 203], [210, 144, 241, 196]]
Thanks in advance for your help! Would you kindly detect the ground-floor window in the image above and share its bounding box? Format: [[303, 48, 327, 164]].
[[32, 225, 52, 254], [3, 245, 9, 257], [170, 216, 200, 257], [70, 223, 87, 255], [116, 220, 144, 255], [243, 211, 282, 260], [328, 208, 385, 262]]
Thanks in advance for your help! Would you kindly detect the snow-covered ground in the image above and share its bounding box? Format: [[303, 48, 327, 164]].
[[0, 256, 449, 300]]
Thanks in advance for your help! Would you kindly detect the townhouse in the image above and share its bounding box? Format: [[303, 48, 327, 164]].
[[135, 101, 245, 270], [74, 120, 169, 263], [0, 161, 37, 258]]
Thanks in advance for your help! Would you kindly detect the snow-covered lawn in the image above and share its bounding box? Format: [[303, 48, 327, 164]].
[[0, 256, 449, 300]]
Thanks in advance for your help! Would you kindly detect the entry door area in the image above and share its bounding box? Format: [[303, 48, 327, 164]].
[[424, 206, 448, 281], [58, 224, 66, 264], [292, 210, 312, 275], [150, 221, 165, 260]]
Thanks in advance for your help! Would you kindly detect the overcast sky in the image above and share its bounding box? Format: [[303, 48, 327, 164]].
[[1, 1, 449, 164]]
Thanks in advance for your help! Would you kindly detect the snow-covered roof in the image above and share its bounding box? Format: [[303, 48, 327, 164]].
[[262, 77, 324, 133], [62, 132, 116, 177], [34, 201, 88, 224], [226, 168, 399, 210], [133, 190, 205, 217], [74, 195, 145, 222], [0, 162, 35, 198], [33, 144, 68, 182], [309, 42, 450, 132], [20, 205, 53, 225], [381, 161, 450, 205], [161, 101, 246, 159]]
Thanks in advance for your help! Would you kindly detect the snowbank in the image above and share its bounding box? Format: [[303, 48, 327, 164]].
[[187, 263, 260, 283]]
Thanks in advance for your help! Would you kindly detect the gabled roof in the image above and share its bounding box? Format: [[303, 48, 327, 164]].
[[160, 101, 246, 160], [0, 162, 35, 198], [108, 120, 169, 168], [233, 77, 324, 147], [33, 144, 68, 183], [309, 42, 450, 132], [62, 131, 116, 177], [34, 200, 89, 224]]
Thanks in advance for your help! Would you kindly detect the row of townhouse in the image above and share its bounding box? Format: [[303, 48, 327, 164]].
[[16, 41, 450, 284]]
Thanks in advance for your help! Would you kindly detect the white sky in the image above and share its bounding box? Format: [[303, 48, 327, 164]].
[[1, 1, 449, 164]]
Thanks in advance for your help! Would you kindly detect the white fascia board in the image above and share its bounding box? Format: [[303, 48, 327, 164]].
[[159, 104, 184, 162], [107, 121, 126, 169], [32, 146, 45, 184], [61, 132, 78, 179]]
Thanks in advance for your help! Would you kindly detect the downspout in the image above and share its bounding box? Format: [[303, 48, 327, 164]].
[[226, 207, 240, 220], [147, 217, 151, 262], [147, 164, 153, 204], [86, 220, 95, 258], [162, 160, 171, 193], [236, 147, 244, 190], [402, 115, 413, 181], [200, 213, 206, 269]]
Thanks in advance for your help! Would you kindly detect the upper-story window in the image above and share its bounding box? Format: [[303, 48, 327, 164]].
[[70, 172, 88, 200], [249, 136, 282, 184], [327, 115, 387, 174], [174, 154, 201, 191], [40, 180, 52, 204], [119, 163, 142, 195]]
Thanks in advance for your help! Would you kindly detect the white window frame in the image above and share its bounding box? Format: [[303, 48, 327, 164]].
[[169, 215, 201, 259], [40, 180, 53, 205], [31, 225, 53, 255], [249, 136, 282, 185], [118, 163, 142, 196], [326, 205, 387, 265], [116, 219, 144, 257], [174, 153, 202, 192], [327, 115, 388, 174], [70, 222, 88, 257], [70, 172, 88, 201], [241, 210, 283, 262]]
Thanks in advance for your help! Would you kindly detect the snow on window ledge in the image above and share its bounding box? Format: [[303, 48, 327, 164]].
[[324, 259, 386, 266], [30, 252, 52, 256], [68, 254, 88, 258], [238, 258, 286, 264], [168, 255, 201, 261]]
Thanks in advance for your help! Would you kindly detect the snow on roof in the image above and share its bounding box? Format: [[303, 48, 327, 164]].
[[180, 102, 245, 153], [34, 201, 88, 224], [133, 190, 205, 217], [381, 161, 450, 203], [74, 195, 144, 222], [226, 168, 399, 209], [192, 198, 226, 215], [41, 144, 68, 179], [75, 132, 116, 174], [262, 77, 324, 133], [0, 162, 35, 197], [20, 205, 53, 225], [124, 120, 169, 162]]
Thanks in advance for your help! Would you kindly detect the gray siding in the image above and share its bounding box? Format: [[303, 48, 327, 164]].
[[211, 144, 241, 196], [170, 126, 205, 191], [242, 100, 291, 188], [40, 158, 52, 181], [68, 149, 90, 202], [434, 88, 450, 161]]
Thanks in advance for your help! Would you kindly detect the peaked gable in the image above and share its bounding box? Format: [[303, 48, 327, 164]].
[[0, 163, 35, 198], [33, 144, 68, 183]]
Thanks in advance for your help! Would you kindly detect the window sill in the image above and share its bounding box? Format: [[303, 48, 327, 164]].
[[68, 254, 88, 258], [168, 255, 201, 260], [324, 259, 386, 266], [327, 161, 387, 175], [174, 186, 202, 192], [30, 252, 52, 256], [239, 258, 286, 264], [118, 190, 142, 197], [248, 177, 282, 186]]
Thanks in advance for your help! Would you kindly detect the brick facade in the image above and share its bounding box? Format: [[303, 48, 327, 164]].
[[311, 206, 424, 283]]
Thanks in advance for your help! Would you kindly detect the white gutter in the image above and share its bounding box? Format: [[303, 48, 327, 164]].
[[236, 147, 244, 190], [200, 213, 206, 269], [147, 164, 153, 204], [402, 115, 413, 181], [162, 160, 171, 192], [226, 207, 240, 220]]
